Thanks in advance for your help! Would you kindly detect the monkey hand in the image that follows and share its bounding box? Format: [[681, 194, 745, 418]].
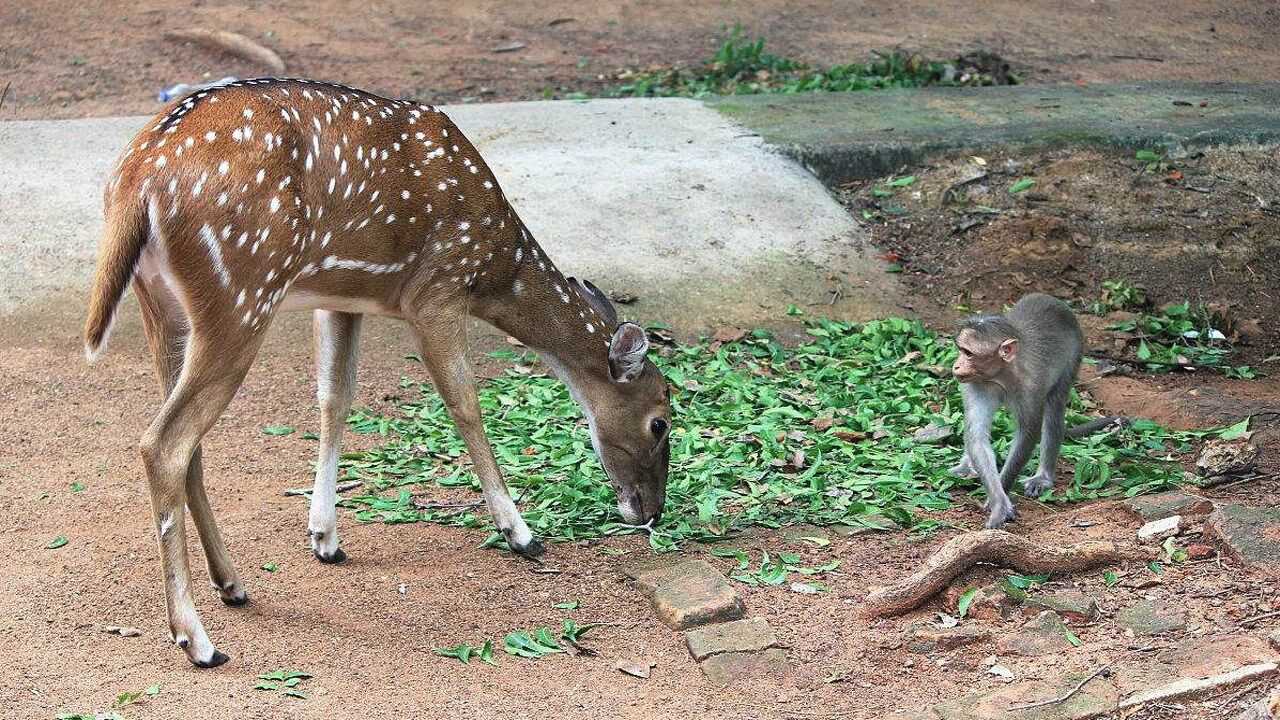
[[1021, 474, 1054, 498]]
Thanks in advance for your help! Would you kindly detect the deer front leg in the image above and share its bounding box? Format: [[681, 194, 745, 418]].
[[308, 310, 363, 564], [411, 315, 544, 558]]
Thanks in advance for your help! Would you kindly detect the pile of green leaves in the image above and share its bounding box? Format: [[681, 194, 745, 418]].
[[1106, 300, 1259, 377], [337, 317, 1205, 551], [597, 26, 1014, 99], [1087, 280, 1151, 315]]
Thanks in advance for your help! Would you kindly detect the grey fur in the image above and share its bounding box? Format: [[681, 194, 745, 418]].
[[953, 293, 1084, 528]]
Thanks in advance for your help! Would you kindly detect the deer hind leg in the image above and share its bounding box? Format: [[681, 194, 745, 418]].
[[136, 277, 247, 607], [138, 319, 262, 667], [308, 310, 362, 564], [410, 312, 543, 559]]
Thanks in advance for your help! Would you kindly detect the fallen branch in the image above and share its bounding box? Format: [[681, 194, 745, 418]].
[[865, 530, 1151, 617], [1007, 665, 1111, 712], [1239, 609, 1280, 627], [165, 29, 286, 73], [282, 479, 362, 497]]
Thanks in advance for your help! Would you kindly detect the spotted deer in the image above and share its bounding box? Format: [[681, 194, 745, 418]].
[[84, 78, 672, 667]]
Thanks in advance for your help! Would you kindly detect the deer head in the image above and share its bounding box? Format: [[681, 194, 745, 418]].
[[564, 279, 670, 524]]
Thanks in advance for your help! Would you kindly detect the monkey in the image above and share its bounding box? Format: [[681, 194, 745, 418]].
[[949, 293, 1084, 528]]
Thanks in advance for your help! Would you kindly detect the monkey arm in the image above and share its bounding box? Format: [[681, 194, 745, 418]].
[[960, 385, 1001, 485]]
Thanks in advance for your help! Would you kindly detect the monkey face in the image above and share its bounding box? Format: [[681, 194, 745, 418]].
[[952, 329, 1015, 383]]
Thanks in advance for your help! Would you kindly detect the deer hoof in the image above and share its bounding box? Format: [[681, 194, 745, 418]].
[[192, 649, 231, 669], [313, 547, 348, 564], [506, 532, 546, 560], [220, 591, 249, 607]]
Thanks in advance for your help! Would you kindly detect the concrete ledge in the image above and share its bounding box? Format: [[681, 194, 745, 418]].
[[712, 82, 1280, 185]]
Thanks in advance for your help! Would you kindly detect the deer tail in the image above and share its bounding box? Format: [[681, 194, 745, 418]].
[[84, 195, 149, 361]]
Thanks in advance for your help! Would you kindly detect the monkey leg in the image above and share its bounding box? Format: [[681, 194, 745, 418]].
[[1023, 390, 1068, 498]]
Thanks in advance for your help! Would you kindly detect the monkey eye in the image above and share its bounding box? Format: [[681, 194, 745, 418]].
[[649, 417, 669, 439]]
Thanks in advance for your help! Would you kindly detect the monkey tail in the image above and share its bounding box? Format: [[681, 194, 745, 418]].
[[1066, 415, 1130, 439], [84, 194, 148, 361]]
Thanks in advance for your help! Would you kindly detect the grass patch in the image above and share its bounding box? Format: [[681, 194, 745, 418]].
[[337, 318, 1210, 551], [1102, 298, 1261, 377], [556, 25, 1014, 100]]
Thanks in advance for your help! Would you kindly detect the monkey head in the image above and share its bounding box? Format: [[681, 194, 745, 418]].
[[952, 318, 1020, 384]]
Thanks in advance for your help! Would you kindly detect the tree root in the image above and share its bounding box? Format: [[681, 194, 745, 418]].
[[865, 530, 1152, 617], [165, 29, 287, 74]]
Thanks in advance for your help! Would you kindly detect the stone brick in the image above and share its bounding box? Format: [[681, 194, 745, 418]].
[[996, 611, 1076, 657], [1123, 491, 1214, 521], [1027, 591, 1100, 622], [906, 624, 992, 654], [1206, 504, 1280, 578], [699, 648, 789, 687], [629, 558, 745, 630], [685, 617, 778, 661], [1116, 600, 1187, 636]]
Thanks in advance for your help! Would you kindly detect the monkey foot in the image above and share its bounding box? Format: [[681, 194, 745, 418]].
[[984, 503, 1017, 529], [1022, 475, 1055, 498]]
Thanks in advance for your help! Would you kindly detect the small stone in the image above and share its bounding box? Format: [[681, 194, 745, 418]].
[[1184, 543, 1216, 560], [1124, 491, 1214, 521], [1269, 628, 1280, 652], [906, 624, 992, 654], [945, 583, 1018, 619], [1137, 515, 1182, 542], [996, 611, 1076, 657], [1027, 590, 1100, 622], [1192, 441, 1259, 485], [699, 648, 789, 687], [629, 558, 745, 630], [1117, 600, 1187, 636], [685, 617, 778, 661], [102, 625, 141, 637], [615, 658, 655, 679], [1205, 504, 1280, 578]]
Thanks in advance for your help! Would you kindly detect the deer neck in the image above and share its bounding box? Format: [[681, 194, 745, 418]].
[[471, 243, 612, 395]]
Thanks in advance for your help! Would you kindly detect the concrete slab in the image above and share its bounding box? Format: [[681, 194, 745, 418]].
[[0, 98, 901, 329], [713, 82, 1280, 185]]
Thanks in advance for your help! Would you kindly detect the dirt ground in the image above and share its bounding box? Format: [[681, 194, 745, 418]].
[[3, 2, 1280, 719], [3, 308, 1278, 720], [3, 1, 1280, 120]]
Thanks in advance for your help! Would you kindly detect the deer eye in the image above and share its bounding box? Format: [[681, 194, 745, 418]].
[[649, 417, 669, 439]]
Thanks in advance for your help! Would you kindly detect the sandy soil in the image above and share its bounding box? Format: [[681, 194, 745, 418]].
[[3, 1, 1280, 120], [2, 298, 1277, 720]]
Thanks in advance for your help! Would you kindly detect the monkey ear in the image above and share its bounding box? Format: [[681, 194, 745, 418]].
[[998, 338, 1019, 363], [607, 322, 649, 382], [567, 277, 619, 328]]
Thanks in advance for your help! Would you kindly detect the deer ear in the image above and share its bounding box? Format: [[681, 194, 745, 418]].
[[567, 277, 619, 328], [998, 338, 1019, 363], [608, 322, 649, 382]]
